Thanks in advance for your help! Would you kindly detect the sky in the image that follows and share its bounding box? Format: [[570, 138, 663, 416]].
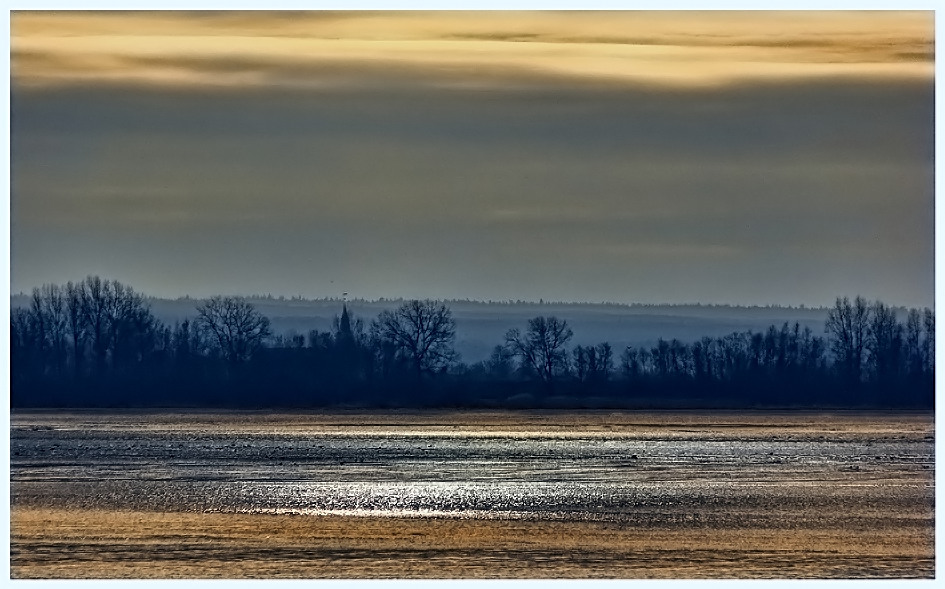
[[9, 11, 935, 307]]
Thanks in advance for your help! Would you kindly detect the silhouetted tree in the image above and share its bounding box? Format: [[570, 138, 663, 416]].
[[922, 308, 935, 374], [866, 301, 902, 383], [798, 325, 827, 374], [196, 296, 271, 364], [652, 338, 671, 379], [825, 296, 869, 382], [668, 338, 690, 376], [21, 277, 159, 377], [620, 346, 641, 380], [108, 286, 161, 371], [10, 283, 935, 410], [573, 345, 590, 381], [372, 300, 457, 378], [173, 319, 205, 360], [485, 344, 515, 379], [64, 281, 86, 376], [505, 316, 573, 387], [590, 342, 614, 381], [621, 345, 655, 381], [576, 342, 613, 382], [81, 276, 112, 374], [29, 284, 68, 375], [717, 332, 749, 381], [11, 307, 38, 381], [691, 336, 716, 382], [904, 309, 924, 377]]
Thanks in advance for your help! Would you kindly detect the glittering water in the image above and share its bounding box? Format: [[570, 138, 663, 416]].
[[11, 411, 934, 530]]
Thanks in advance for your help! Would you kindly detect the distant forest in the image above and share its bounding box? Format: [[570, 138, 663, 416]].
[[11, 276, 934, 409]]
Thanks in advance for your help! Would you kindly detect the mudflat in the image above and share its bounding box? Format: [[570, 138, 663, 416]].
[[11, 507, 933, 578], [10, 410, 935, 578]]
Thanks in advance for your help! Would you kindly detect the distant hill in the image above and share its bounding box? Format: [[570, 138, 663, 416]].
[[12, 294, 831, 363]]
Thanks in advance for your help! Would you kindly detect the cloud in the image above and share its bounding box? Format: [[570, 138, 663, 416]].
[[8, 11, 934, 306], [10, 67, 933, 307], [11, 11, 933, 90]]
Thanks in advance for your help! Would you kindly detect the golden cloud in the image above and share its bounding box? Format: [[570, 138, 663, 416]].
[[12, 11, 934, 89]]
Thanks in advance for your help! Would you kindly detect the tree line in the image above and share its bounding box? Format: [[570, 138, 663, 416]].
[[11, 277, 934, 409]]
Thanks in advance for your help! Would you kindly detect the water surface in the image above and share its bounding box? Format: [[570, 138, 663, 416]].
[[10, 410, 935, 578]]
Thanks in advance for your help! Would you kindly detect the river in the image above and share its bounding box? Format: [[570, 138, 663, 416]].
[[10, 410, 935, 578]]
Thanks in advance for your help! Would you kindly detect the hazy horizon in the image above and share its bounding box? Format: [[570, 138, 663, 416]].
[[8, 283, 922, 312], [10, 11, 935, 309]]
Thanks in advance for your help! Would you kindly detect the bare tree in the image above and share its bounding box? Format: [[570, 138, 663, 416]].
[[573, 342, 613, 382], [866, 301, 902, 383], [29, 284, 69, 375], [691, 339, 707, 380], [65, 281, 87, 376], [196, 296, 271, 364], [903, 309, 923, 377], [485, 344, 515, 379], [620, 346, 641, 379], [81, 276, 112, 374], [922, 308, 935, 375], [505, 316, 573, 386], [573, 344, 590, 382], [652, 338, 671, 378], [825, 295, 870, 382], [373, 300, 456, 377], [103, 280, 157, 368], [19, 277, 158, 376], [11, 308, 33, 358]]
